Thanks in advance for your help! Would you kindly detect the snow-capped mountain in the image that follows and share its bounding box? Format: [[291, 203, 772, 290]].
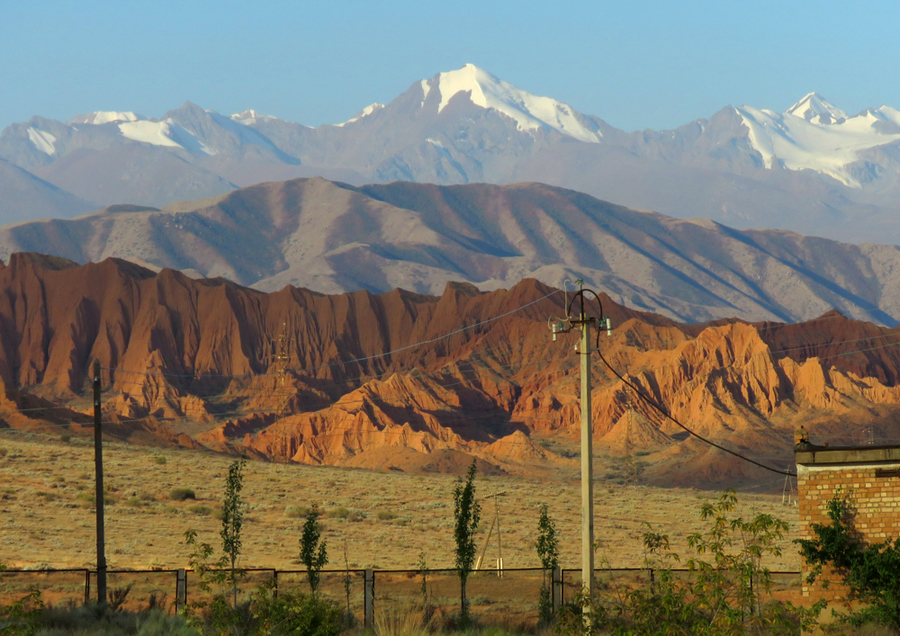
[[424, 63, 602, 142], [735, 92, 900, 186], [2, 65, 900, 245]]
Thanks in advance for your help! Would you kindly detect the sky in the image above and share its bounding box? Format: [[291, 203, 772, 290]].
[[3, 0, 899, 133]]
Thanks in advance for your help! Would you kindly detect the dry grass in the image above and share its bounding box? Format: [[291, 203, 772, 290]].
[[0, 429, 801, 572]]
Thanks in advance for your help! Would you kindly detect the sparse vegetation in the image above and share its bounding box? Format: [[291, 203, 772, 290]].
[[285, 505, 309, 518], [536, 503, 559, 625], [797, 490, 900, 629], [300, 503, 328, 596], [220, 459, 246, 607], [170, 488, 196, 501], [188, 504, 213, 516], [557, 490, 819, 636], [452, 459, 481, 624]]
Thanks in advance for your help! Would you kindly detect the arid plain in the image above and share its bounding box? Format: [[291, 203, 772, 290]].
[[0, 429, 800, 573]]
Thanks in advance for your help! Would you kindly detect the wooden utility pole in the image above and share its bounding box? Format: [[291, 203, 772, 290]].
[[92, 359, 107, 606], [474, 491, 506, 575]]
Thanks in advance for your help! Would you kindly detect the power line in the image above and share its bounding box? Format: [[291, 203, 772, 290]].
[[99, 288, 562, 381], [593, 347, 796, 477], [7, 303, 900, 477]]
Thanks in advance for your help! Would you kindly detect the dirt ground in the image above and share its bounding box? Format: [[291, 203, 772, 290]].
[[0, 428, 801, 573]]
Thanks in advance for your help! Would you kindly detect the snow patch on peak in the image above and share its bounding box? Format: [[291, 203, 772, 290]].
[[420, 80, 431, 107], [230, 109, 278, 124], [433, 64, 601, 143], [118, 120, 214, 155], [736, 99, 900, 187], [336, 103, 384, 127], [69, 111, 141, 125], [785, 93, 848, 125], [27, 127, 57, 155]]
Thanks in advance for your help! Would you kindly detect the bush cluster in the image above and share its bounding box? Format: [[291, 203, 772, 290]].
[[169, 488, 196, 501]]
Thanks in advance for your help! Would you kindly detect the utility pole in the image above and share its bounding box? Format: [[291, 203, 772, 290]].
[[474, 491, 506, 576], [267, 322, 293, 461], [92, 359, 107, 606], [549, 280, 611, 624]]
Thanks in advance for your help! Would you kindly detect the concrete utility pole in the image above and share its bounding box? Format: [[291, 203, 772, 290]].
[[92, 359, 107, 606], [549, 280, 611, 623], [574, 286, 596, 608]]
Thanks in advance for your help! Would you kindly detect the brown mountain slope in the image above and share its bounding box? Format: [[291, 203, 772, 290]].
[[3, 179, 900, 324], [1, 253, 899, 488]]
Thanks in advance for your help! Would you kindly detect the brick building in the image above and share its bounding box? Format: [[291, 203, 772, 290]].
[[795, 431, 900, 600]]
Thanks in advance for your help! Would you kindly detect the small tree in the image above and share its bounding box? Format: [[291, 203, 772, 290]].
[[536, 503, 560, 625], [220, 459, 246, 607], [300, 503, 328, 596], [554, 490, 815, 636], [453, 459, 481, 623], [417, 550, 429, 606]]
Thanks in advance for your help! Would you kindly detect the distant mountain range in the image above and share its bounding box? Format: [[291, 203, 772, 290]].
[[2, 64, 900, 244], [4, 177, 900, 325]]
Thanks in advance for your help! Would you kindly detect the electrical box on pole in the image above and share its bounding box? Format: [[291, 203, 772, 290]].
[[547, 280, 612, 624]]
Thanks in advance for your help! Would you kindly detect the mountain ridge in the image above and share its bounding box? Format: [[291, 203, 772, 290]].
[[3, 65, 900, 245], [3, 178, 900, 325]]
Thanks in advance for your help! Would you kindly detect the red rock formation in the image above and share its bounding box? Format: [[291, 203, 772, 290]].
[[2, 252, 900, 488]]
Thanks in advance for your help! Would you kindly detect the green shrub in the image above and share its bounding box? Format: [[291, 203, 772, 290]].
[[253, 585, 343, 636], [555, 490, 820, 636], [29, 603, 200, 635], [377, 511, 397, 521], [76, 492, 116, 508], [797, 490, 900, 629], [285, 505, 309, 519], [326, 507, 349, 519], [188, 504, 213, 516], [153, 455, 167, 465], [169, 488, 196, 501]]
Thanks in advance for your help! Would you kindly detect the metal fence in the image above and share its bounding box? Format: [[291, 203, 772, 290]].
[[0, 566, 802, 626]]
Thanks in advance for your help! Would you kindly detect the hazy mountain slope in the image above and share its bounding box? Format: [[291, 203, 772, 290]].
[[29, 145, 236, 208], [2, 178, 900, 324], [0, 159, 96, 223]]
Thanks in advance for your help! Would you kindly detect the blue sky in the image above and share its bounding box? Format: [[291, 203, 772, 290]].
[[3, 0, 898, 132]]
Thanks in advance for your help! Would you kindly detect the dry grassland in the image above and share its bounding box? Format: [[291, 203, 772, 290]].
[[0, 429, 801, 573]]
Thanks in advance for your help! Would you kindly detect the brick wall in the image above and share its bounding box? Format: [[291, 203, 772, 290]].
[[797, 462, 900, 599]]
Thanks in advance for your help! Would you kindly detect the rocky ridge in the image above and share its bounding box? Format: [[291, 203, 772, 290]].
[[1, 254, 900, 487], [4, 179, 900, 326]]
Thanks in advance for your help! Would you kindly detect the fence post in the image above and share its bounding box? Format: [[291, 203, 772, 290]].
[[364, 569, 375, 629], [84, 570, 91, 606], [176, 569, 187, 613], [272, 569, 278, 598], [552, 566, 563, 613]]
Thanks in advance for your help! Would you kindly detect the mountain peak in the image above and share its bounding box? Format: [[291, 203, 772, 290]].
[[336, 103, 384, 127], [429, 64, 602, 143], [785, 92, 847, 124], [68, 111, 142, 125]]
